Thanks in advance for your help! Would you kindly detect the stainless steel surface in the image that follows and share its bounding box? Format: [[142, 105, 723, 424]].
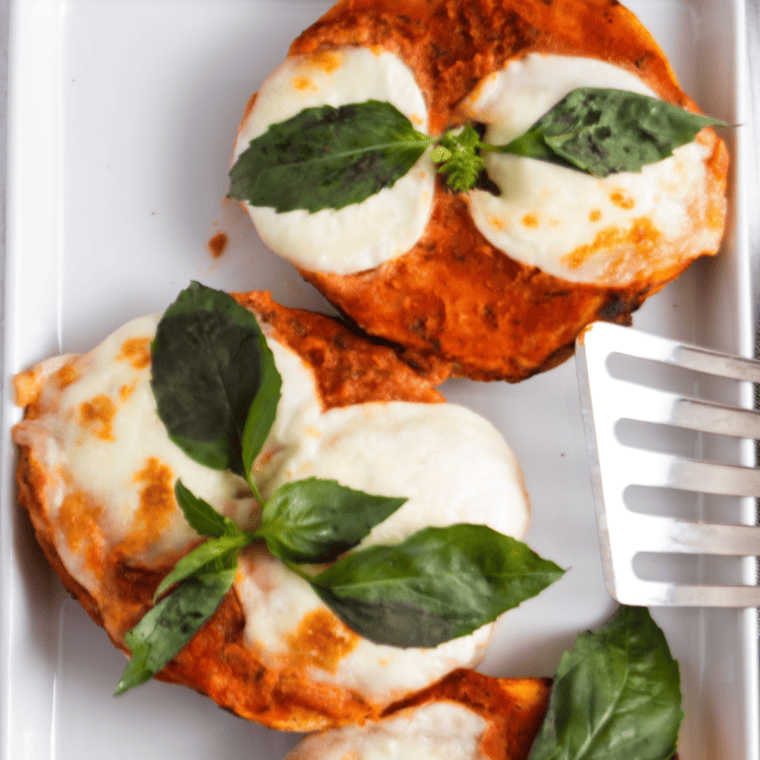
[[576, 321, 760, 607]]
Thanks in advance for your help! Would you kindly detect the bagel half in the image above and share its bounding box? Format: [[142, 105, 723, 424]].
[[233, 0, 728, 382], [13, 290, 533, 730]]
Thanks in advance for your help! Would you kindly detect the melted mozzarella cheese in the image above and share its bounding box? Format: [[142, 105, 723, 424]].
[[14, 311, 530, 702], [234, 46, 435, 275], [287, 702, 489, 760], [12, 314, 252, 593], [238, 336, 530, 701], [462, 53, 714, 286]]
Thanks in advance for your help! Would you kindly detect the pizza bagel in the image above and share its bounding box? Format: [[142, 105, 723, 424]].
[[232, 0, 728, 382], [12, 289, 536, 730]]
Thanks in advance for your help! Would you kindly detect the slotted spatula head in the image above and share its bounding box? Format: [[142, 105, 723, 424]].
[[575, 321, 760, 607]]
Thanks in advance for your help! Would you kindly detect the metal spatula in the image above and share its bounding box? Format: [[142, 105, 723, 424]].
[[575, 321, 760, 607]]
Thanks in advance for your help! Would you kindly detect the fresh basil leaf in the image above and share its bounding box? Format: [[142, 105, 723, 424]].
[[528, 605, 683, 760], [115, 566, 237, 696], [229, 100, 431, 213], [432, 125, 484, 193], [257, 477, 406, 564], [174, 479, 241, 538], [500, 87, 726, 177], [151, 282, 281, 478], [153, 532, 250, 601], [313, 586, 458, 648], [241, 327, 281, 485], [311, 524, 564, 647]]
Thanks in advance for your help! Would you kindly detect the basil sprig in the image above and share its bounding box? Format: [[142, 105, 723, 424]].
[[116, 282, 564, 694], [529, 605, 683, 760], [229, 89, 725, 210], [116, 480, 562, 695], [115, 475, 408, 695], [150, 281, 281, 504]]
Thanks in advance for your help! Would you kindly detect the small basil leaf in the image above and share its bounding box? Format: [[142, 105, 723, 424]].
[[153, 533, 251, 601], [174, 479, 241, 539], [151, 282, 281, 478], [229, 100, 431, 213], [311, 524, 564, 647], [528, 605, 683, 760], [115, 566, 237, 696], [241, 328, 281, 485], [258, 477, 406, 563], [432, 125, 484, 193], [501, 87, 726, 177]]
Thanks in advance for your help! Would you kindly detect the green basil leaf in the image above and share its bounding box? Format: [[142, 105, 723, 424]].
[[153, 533, 250, 601], [501, 87, 726, 177], [313, 585, 458, 648], [528, 605, 683, 760], [257, 477, 406, 563], [115, 566, 237, 696], [311, 524, 564, 647], [174, 479, 241, 538], [229, 100, 431, 213], [151, 282, 281, 478], [432, 125, 484, 193], [241, 327, 281, 484]]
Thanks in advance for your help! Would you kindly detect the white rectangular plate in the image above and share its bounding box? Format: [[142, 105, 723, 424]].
[[2, 0, 757, 758]]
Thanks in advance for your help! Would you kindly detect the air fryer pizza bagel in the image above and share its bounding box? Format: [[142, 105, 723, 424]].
[[233, 0, 728, 382]]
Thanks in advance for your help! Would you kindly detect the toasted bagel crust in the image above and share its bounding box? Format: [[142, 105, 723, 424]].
[[241, 0, 727, 382]]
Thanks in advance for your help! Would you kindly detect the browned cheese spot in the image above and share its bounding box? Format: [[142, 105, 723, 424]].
[[119, 380, 138, 403], [563, 217, 661, 269], [286, 608, 360, 673], [55, 362, 81, 390], [310, 49, 343, 73], [119, 457, 177, 553], [118, 337, 152, 370], [58, 491, 104, 573], [609, 188, 635, 209], [79, 395, 118, 441]]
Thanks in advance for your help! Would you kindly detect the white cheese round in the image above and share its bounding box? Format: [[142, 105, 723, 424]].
[[462, 53, 713, 286], [238, 336, 530, 701], [287, 702, 489, 760], [234, 46, 435, 274]]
